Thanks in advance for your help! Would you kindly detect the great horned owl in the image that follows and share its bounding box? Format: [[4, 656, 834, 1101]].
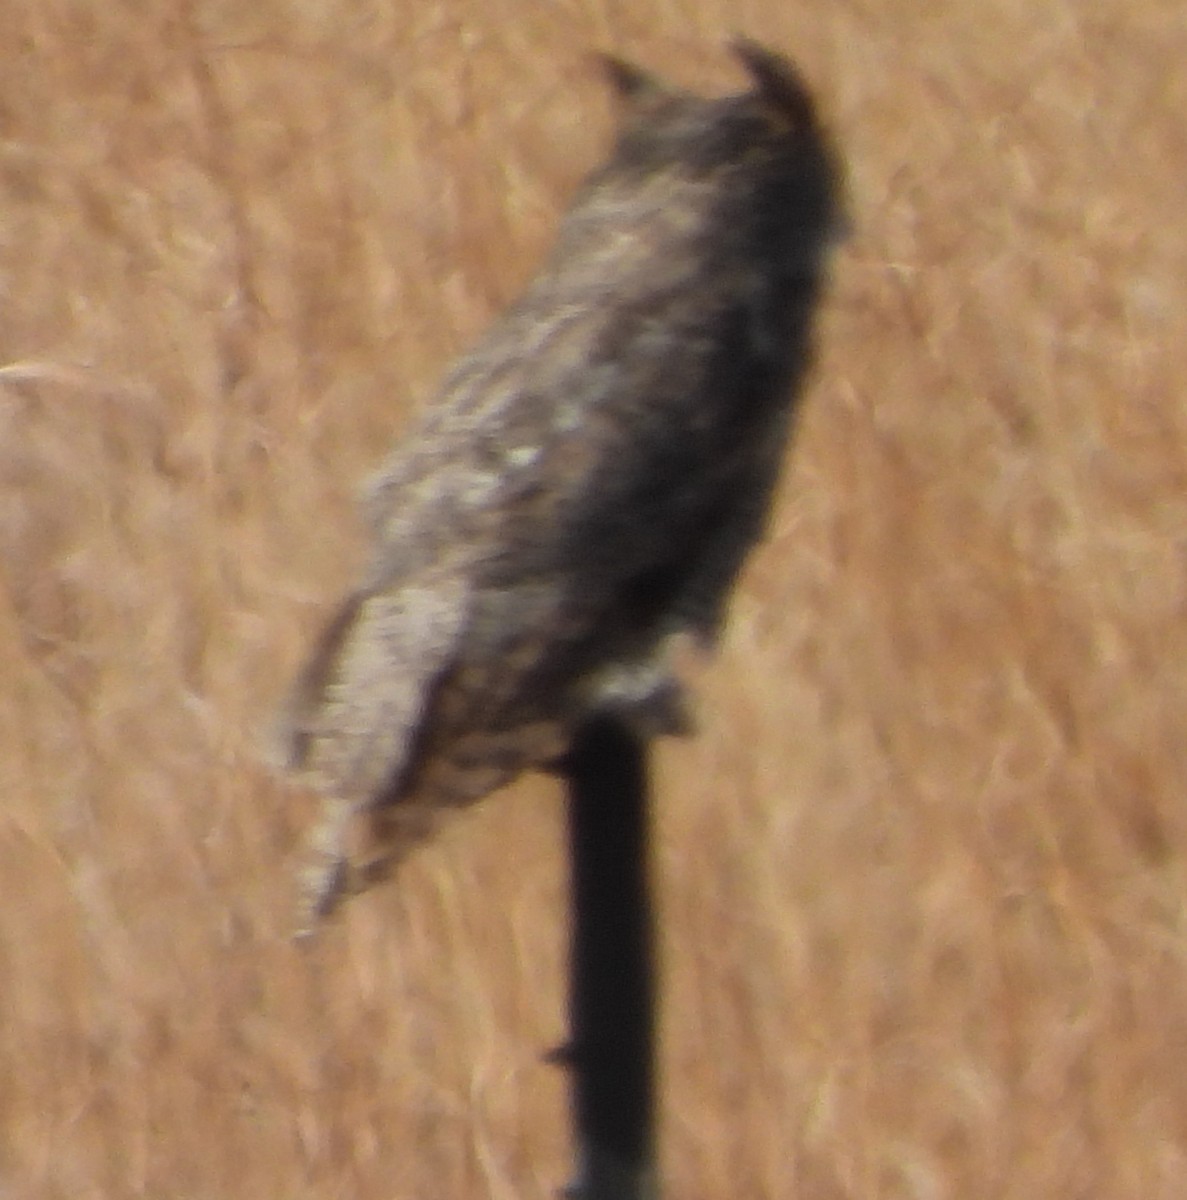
[[280, 38, 844, 927]]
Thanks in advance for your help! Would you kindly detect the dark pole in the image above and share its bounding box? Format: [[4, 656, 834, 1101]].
[[559, 715, 658, 1200]]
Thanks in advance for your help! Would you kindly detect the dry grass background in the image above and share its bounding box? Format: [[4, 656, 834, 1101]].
[[2, 0, 1186, 1196]]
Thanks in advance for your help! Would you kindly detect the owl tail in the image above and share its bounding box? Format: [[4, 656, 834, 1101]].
[[279, 578, 469, 930]]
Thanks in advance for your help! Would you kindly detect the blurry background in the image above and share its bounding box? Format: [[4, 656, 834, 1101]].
[[2, 1, 1186, 1196]]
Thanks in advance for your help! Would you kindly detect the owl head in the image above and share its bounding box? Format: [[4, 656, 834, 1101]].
[[594, 39, 846, 266]]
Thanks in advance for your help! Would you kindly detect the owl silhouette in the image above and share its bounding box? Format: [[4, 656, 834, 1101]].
[[280, 38, 844, 926]]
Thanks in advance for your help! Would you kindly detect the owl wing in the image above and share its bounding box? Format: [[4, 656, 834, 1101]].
[[281, 573, 475, 925], [282, 574, 469, 807]]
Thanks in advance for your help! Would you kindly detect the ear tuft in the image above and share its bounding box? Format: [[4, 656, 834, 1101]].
[[596, 53, 667, 105], [729, 37, 816, 129]]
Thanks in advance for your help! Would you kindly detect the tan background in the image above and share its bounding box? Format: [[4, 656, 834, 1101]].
[[3, 1, 1186, 1196]]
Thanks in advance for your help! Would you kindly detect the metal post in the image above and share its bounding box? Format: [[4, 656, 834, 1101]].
[[559, 715, 658, 1200]]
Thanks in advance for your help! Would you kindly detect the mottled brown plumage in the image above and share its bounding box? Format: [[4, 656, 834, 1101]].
[[280, 39, 844, 927]]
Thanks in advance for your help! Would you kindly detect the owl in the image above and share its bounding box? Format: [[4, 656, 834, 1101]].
[[280, 38, 844, 927]]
